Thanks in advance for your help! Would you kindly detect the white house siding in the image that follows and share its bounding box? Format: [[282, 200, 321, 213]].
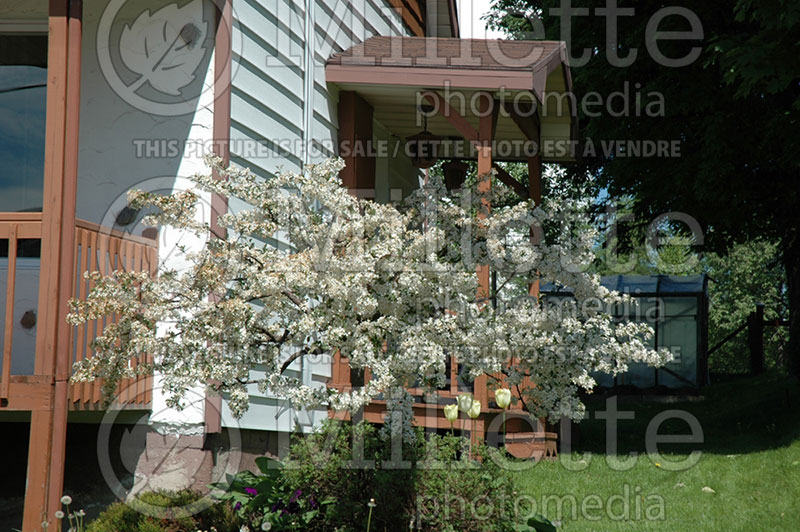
[[75, 0, 218, 433], [221, 0, 414, 435], [76, 0, 215, 228]]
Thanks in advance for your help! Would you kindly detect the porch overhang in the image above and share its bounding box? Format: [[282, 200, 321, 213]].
[[326, 36, 578, 162]]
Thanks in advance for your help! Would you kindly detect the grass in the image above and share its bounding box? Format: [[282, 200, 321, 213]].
[[513, 372, 800, 531]]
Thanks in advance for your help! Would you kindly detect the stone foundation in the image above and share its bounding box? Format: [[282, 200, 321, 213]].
[[132, 427, 289, 496]]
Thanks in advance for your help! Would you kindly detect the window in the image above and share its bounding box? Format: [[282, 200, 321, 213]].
[[0, 33, 48, 213]]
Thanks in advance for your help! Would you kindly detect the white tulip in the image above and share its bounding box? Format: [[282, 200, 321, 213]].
[[468, 400, 481, 419], [495, 388, 511, 409], [457, 393, 474, 414], [443, 403, 458, 423]]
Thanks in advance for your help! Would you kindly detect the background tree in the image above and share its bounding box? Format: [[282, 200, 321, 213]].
[[486, 0, 800, 376], [705, 239, 789, 374]]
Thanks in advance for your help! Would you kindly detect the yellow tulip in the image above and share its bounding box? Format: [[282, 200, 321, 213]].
[[495, 388, 511, 409], [443, 403, 458, 423], [457, 393, 474, 414], [468, 400, 481, 419]]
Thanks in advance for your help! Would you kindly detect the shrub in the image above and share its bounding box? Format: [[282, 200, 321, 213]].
[[212, 455, 333, 531], [216, 420, 546, 532], [413, 434, 517, 532], [281, 420, 419, 532], [86, 489, 239, 532]]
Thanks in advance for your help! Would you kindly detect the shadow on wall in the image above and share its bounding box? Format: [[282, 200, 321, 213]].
[[76, 0, 220, 231]]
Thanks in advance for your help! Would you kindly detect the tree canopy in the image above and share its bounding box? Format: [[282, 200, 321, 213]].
[[68, 156, 668, 423]]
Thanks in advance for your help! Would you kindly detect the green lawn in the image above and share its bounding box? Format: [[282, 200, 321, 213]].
[[514, 373, 800, 531]]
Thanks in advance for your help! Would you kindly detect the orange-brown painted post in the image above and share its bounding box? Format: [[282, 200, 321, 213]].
[[471, 92, 495, 449], [337, 91, 375, 192], [24, 0, 68, 526], [25, 411, 55, 531], [1, 225, 18, 401], [47, 0, 82, 521], [23, 1, 80, 530]]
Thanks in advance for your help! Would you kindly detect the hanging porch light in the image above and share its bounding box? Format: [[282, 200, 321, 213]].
[[442, 160, 469, 190], [406, 104, 441, 168]]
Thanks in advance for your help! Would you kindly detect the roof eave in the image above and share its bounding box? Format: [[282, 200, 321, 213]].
[[326, 64, 537, 92]]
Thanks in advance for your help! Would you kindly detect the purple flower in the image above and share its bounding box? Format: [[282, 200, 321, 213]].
[[245, 487, 258, 496], [290, 489, 302, 503], [309, 498, 317, 509], [234, 502, 242, 511]]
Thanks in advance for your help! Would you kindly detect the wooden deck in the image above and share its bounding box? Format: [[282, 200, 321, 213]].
[[329, 352, 554, 457], [0, 214, 157, 411]]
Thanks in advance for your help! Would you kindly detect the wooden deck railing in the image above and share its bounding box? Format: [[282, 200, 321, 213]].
[[70, 219, 158, 409], [0, 213, 44, 405], [0, 215, 157, 410]]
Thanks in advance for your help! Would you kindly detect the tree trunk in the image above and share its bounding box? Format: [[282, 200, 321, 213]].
[[783, 228, 800, 381]]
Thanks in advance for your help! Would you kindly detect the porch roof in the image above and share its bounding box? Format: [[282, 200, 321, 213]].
[[326, 37, 577, 162]]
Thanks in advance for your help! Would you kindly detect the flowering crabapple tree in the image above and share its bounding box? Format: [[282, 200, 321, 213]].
[[69, 155, 670, 424]]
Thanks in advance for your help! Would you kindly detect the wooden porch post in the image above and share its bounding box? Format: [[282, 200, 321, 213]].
[[46, 0, 82, 520], [337, 91, 376, 193], [24, 1, 80, 530], [328, 91, 375, 394], [471, 92, 495, 449]]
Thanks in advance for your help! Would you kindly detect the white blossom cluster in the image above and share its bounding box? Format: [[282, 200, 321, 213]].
[[69, 155, 670, 421]]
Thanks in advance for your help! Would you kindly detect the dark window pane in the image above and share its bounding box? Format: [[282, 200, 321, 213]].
[[350, 367, 365, 388], [0, 239, 41, 258], [0, 34, 48, 213], [456, 364, 474, 392]]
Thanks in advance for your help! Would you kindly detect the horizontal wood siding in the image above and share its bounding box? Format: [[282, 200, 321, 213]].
[[310, 0, 407, 162], [225, 0, 411, 431]]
